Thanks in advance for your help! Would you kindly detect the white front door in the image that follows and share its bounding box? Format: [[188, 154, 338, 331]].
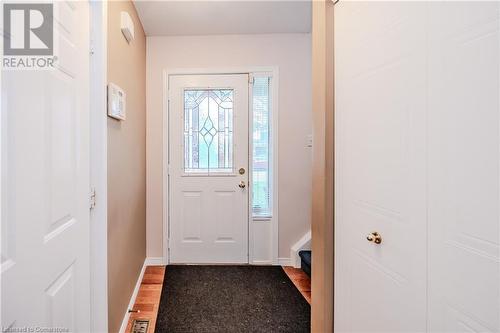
[[168, 74, 249, 264], [1, 1, 91, 331]]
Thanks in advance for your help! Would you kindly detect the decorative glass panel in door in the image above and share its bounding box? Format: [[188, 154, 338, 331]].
[[184, 89, 234, 174]]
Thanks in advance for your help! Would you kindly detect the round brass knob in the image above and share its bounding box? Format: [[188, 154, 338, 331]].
[[238, 181, 246, 189], [366, 231, 382, 244]]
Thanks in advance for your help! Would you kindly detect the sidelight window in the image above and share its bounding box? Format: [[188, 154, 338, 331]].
[[252, 76, 272, 218]]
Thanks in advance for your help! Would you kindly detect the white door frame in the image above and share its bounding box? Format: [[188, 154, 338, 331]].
[[89, 1, 108, 331], [162, 67, 279, 265]]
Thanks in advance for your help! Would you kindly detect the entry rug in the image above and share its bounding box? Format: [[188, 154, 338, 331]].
[[155, 265, 310, 332]]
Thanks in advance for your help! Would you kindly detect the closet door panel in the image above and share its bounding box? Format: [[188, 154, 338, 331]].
[[334, 2, 427, 332], [427, 2, 500, 332]]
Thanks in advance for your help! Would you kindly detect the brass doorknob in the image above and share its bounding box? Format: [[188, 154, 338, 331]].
[[366, 231, 382, 244], [238, 181, 246, 189]]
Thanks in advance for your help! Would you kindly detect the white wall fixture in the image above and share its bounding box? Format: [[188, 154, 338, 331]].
[[107, 83, 126, 120], [120, 11, 134, 43]]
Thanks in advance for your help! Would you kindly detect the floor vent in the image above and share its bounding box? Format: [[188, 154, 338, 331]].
[[131, 319, 150, 333]]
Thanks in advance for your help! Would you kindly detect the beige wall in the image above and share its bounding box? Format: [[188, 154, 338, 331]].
[[107, 2, 146, 333], [146, 34, 312, 259]]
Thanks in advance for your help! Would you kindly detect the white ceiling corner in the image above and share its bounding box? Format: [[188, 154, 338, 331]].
[[133, 0, 312, 36]]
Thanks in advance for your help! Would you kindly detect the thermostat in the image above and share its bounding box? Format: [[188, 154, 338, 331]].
[[107, 83, 126, 120]]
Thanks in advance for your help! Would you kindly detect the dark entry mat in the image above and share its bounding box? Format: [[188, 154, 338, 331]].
[[155, 265, 310, 332]]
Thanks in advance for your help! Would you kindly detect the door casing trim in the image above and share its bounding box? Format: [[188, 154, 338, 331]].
[[89, 1, 108, 331], [162, 67, 279, 265]]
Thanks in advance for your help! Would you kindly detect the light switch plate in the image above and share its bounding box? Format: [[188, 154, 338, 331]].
[[107, 83, 126, 121], [306, 134, 313, 148]]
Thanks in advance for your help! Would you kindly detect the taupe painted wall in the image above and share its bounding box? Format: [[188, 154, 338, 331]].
[[107, 2, 146, 332]]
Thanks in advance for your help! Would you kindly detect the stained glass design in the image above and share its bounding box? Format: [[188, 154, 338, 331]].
[[184, 89, 234, 174]]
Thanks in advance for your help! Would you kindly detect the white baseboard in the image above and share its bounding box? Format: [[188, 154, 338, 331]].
[[145, 256, 165, 266], [277, 257, 292, 266], [251, 260, 273, 265], [291, 231, 311, 268], [118, 258, 147, 333]]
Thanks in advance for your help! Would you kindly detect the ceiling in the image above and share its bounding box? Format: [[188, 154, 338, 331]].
[[133, 0, 311, 36]]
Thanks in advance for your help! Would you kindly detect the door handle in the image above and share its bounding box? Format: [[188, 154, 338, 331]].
[[238, 181, 246, 189], [366, 231, 382, 244]]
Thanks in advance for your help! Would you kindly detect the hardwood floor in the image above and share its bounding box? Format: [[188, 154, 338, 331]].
[[125, 266, 165, 333], [125, 265, 310, 332], [282, 266, 311, 304]]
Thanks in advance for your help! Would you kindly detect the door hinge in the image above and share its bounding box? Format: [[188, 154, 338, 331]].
[[249, 75, 255, 85], [90, 188, 96, 209]]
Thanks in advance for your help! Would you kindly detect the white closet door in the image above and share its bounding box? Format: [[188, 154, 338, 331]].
[[335, 1, 500, 332], [334, 2, 427, 332], [427, 2, 500, 332]]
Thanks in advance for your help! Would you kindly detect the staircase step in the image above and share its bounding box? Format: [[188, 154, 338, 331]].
[[298, 250, 311, 277], [298, 250, 311, 266]]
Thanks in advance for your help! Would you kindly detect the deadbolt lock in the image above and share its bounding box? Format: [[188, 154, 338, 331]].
[[239, 168, 246, 175], [366, 231, 382, 244]]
